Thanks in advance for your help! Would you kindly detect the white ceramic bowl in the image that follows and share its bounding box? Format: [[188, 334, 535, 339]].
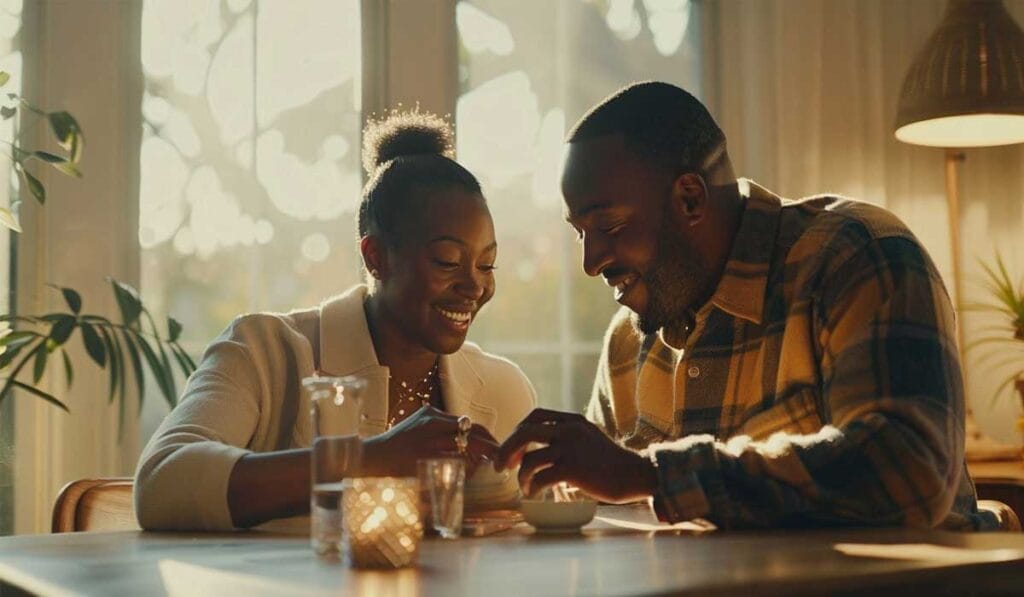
[[520, 499, 597, 533]]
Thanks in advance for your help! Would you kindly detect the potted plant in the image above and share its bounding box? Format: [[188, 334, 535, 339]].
[[969, 254, 1024, 433], [0, 70, 193, 428]]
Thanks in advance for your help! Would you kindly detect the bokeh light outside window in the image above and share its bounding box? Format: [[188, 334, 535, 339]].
[[138, 0, 362, 435]]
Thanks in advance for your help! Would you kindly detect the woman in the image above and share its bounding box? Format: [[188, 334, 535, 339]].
[[135, 110, 536, 531]]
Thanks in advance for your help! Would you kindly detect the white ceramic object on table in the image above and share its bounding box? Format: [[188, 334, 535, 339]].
[[520, 499, 597, 533]]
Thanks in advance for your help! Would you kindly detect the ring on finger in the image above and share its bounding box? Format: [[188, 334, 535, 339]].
[[455, 415, 472, 455], [455, 431, 469, 455]]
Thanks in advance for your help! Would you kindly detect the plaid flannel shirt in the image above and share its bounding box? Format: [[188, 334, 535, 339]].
[[586, 179, 996, 531]]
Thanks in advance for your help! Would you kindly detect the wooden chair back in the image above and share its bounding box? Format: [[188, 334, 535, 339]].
[[51, 478, 139, 533], [976, 477, 1024, 532]]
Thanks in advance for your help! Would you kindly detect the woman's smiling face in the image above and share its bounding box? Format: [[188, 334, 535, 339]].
[[378, 186, 497, 354]]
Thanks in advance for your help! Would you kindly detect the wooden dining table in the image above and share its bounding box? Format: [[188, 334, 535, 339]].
[[2, 504, 1024, 596]]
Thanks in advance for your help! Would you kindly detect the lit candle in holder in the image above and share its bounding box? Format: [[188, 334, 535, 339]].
[[342, 477, 423, 568]]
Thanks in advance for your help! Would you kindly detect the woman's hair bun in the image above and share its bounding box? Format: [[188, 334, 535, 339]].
[[362, 108, 455, 176]]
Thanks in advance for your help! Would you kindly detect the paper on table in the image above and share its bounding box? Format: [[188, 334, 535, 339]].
[[833, 543, 1024, 564], [594, 515, 716, 533]]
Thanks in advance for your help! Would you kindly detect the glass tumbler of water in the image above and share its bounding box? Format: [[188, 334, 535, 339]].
[[417, 458, 466, 539], [304, 375, 366, 556]]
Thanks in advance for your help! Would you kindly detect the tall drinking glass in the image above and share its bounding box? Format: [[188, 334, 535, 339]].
[[417, 458, 465, 539], [304, 375, 366, 556]]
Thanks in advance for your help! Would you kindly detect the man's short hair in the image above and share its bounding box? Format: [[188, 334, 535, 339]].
[[567, 81, 726, 175]]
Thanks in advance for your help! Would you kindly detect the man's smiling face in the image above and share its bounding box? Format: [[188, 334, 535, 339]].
[[561, 134, 711, 334]]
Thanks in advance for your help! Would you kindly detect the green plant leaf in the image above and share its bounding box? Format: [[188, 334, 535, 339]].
[[138, 335, 176, 411], [142, 310, 178, 402], [32, 343, 47, 384], [48, 111, 83, 163], [32, 150, 65, 163], [53, 161, 82, 178], [20, 169, 44, 205], [168, 317, 182, 342], [170, 343, 195, 380], [120, 330, 146, 410], [109, 330, 127, 437], [47, 313, 75, 346], [8, 379, 68, 412], [49, 285, 82, 314], [136, 335, 175, 409], [106, 329, 128, 439], [176, 343, 196, 370], [0, 316, 43, 325], [0, 341, 25, 369], [0, 330, 37, 348], [61, 349, 73, 389], [79, 322, 106, 367], [973, 353, 1024, 374], [989, 372, 1021, 408], [0, 337, 43, 405], [0, 206, 20, 232], [109, 279, 142, 327], [32, 151, 82, 178], [155, 337, 176, 401], [0, 334, 39, 372], [0, 71, 10, 87], [96, 326, 120, 405]]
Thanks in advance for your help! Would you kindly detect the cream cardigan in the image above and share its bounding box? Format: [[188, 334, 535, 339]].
[[134, 285, 537, 531]]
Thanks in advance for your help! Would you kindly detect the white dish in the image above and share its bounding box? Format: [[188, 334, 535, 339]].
[[520, 499, 597, 533]]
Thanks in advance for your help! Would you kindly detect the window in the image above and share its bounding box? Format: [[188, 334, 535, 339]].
[[136, 0, 704, 425], [456, 0, 702, 410], [138, 0, 363, 436]]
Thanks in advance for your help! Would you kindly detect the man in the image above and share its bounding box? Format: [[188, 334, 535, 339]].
[[496, 81, 999, 530]]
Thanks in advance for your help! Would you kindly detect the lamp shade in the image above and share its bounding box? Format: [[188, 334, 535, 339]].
[[895, 0, 1024, 147]]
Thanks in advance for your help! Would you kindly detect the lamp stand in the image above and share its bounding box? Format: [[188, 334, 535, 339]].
[[945, 149, 1021, 460], [945, 148, 967, 372]]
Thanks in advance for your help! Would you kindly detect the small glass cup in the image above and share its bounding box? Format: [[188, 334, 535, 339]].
[[417, 458, 466, 539], [342, 477, 422, 568], [304, 375, 366, 557]]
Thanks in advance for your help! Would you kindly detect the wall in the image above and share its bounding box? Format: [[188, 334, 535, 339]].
[[706, 0, 1024, 444]]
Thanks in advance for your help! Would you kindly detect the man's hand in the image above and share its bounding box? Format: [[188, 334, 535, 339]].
[[495, 408, 659, 503]]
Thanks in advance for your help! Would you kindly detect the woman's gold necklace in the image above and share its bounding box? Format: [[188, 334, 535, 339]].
[[386, 359, 440, 429]]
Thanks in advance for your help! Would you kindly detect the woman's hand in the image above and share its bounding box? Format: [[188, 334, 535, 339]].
[[362, 405, 499, 477]]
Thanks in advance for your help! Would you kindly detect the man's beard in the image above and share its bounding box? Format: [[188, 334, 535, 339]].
[[631, 216, 709, 336]]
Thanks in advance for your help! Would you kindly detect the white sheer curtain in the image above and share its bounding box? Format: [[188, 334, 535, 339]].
[[705, 0, 1024, 443]]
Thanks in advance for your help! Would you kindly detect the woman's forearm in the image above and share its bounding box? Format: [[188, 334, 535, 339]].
[[226, 439, 392, 528], [227, 449, 312, 528]]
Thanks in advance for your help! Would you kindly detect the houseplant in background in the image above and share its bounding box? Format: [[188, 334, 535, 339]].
[[0, 70, 193, 431], [968, 254, 1024, 435]]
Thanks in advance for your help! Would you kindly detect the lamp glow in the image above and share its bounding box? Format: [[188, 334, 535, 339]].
[[895, 113, 1024, 147], [894, 0, 1024, 148]]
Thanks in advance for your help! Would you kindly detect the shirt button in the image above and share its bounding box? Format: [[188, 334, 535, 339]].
[[687, 366, 700, 378]]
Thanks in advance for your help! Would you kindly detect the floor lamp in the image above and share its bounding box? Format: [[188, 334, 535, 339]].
[[895, 0, 1024, 458]]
